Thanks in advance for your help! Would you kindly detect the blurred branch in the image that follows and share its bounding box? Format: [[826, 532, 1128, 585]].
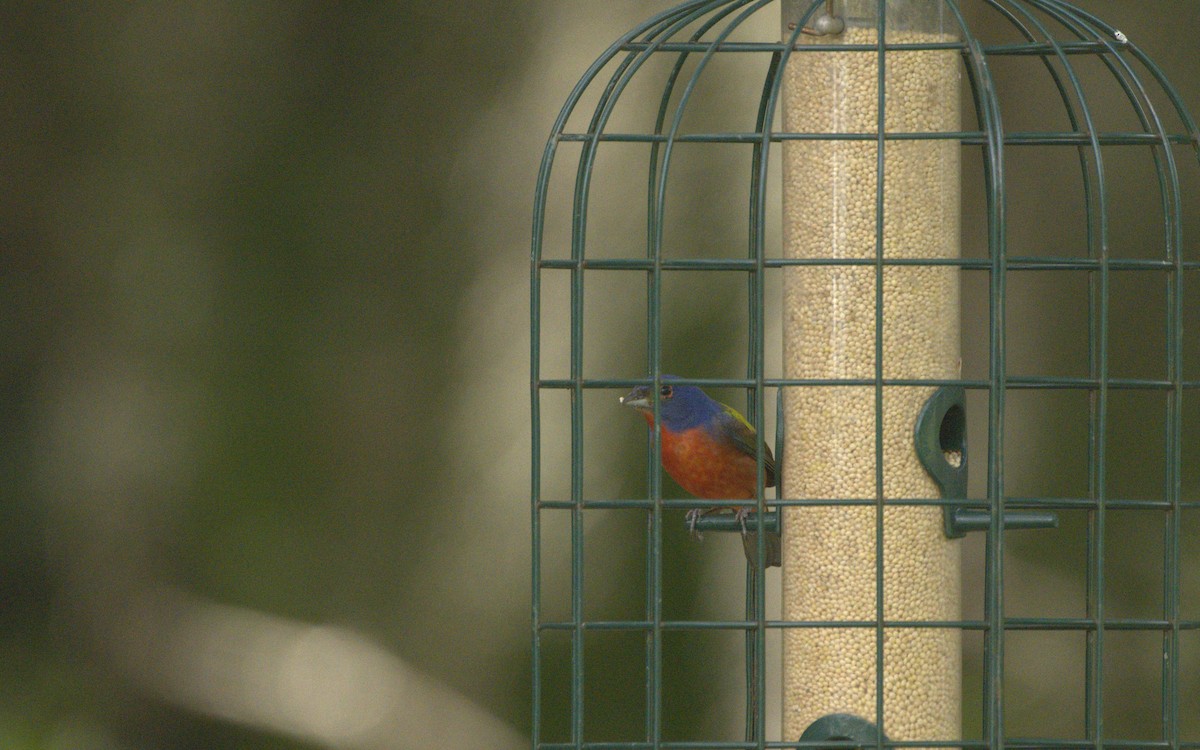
[[104, 586, 526, 750]]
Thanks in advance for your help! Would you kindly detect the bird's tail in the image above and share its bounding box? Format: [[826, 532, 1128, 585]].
[[740, 528, 781, 568]]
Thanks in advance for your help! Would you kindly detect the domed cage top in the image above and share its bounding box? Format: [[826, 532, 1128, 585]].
[[531, 1, 1200, 748]]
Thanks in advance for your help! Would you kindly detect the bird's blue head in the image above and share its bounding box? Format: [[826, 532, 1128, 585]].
[[619, 375, 721, 431]]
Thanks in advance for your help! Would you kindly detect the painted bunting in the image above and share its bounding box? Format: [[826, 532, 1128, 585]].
[[620, 376, 780, 567]]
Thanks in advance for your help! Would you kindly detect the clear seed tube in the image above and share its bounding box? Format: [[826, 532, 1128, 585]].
[[780, 1, 962, 743]]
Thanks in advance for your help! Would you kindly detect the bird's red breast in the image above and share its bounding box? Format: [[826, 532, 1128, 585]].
[[652, 420, 762, 500]]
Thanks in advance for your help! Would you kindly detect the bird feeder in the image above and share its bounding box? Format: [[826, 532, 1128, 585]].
[[531, 1, 1200, 747]]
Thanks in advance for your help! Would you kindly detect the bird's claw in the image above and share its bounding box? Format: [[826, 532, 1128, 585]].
[[734, 507, 750, 536], [686, 508, 755, 540]]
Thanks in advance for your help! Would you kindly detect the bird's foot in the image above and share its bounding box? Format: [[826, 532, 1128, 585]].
[[734, 506, 750, 536], [684, 508, 704, 541]]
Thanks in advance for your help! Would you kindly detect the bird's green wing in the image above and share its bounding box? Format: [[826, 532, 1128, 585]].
[[717, 402, 776, 488]]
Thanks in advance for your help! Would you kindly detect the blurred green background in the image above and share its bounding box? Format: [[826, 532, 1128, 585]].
[[1, 2, 1197, 749]]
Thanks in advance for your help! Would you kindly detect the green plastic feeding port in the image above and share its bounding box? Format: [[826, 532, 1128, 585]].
[[914, 386, 1058, 539], [797, 713, 888, 749]]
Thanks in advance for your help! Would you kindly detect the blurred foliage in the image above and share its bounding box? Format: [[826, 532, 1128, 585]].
[[0, 2, 1197, 749]]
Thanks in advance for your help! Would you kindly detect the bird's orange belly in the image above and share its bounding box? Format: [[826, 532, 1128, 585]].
[[659, 425, 761, 499]]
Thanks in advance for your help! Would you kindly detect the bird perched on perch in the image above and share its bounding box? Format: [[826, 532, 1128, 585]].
[[620, 376, 780, 567]]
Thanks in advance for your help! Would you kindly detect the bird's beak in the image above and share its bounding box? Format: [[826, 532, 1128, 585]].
[[619, 389, 650, 410]]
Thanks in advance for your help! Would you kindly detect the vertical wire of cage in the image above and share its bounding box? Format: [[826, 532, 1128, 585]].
[[531, 1, 1200, 748]]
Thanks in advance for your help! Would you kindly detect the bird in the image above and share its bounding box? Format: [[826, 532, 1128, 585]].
[[620, 376, 780, 567]]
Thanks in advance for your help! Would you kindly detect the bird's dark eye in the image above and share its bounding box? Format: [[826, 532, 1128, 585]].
[[660, 385, 673, 399]]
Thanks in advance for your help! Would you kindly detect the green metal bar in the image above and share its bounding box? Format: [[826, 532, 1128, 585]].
[[992, 6, 1111, 744], [755, 4, 834, 743], [739, 2, 834, 743], [979, 1, 1107, 740], [557, 130, 1194, 145], [541, 257, 1200, 271], [872, 1, 887, 742], [530, 102, 552, 750], [571, 260, 584, 747], [534, 742, 1193, 750], [620, 39, 965, 52], [531, 202, 544, 750], [1163, 120, 1185, 750], [537, 376, 1200, 391], [742, 30, 787, 747], [984, 40, 1123, 56], [633, 6, 750, 745], [614, 38, 1130, 55], [694, 511, 779, 533], [540, 496, 1200, 512], [947, 6, 1008, 748], [750, 57, 770, 748], [640, 6, 752, 744], [541, 256, 1200, 271], [537, 617, 1200, 633], [946, 509, 1056, 533]]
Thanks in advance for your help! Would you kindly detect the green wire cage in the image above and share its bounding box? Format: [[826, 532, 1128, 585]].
[[531, 1, 1199, 748]]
